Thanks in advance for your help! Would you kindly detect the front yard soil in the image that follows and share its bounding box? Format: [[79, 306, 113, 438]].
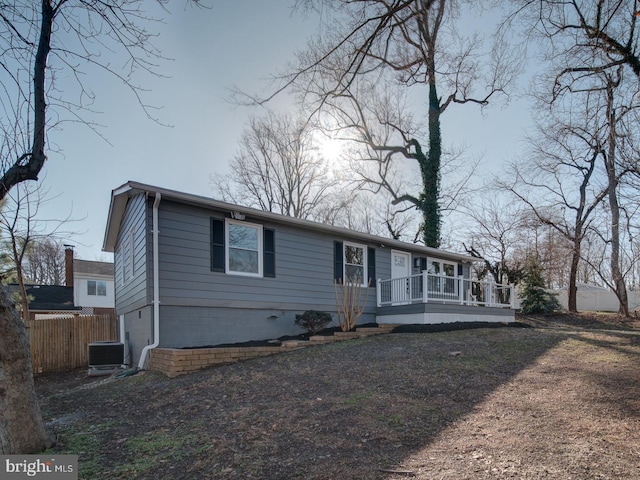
[[36, 312, 640, 479]]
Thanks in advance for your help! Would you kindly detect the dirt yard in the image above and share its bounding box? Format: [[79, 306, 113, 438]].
[[36, 312, 640, 479]]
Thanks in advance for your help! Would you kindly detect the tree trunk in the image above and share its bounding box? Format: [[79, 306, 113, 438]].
[[605, 77, 630, 317], [12, 241, 31, 322], [0, 284, 50, 453], [609, 189, 629, 316], [606, 149, 629, 316], [421, 80, 442, 248], [567, 239, 580, 313]]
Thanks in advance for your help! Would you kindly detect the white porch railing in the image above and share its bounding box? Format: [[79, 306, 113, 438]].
[[377, 273, 514, 309]]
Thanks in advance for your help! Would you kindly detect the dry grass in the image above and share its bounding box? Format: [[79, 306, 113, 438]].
[[36, 315, 640, 479]]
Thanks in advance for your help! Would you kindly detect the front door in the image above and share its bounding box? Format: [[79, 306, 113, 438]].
[[391, 250, 411, 304]]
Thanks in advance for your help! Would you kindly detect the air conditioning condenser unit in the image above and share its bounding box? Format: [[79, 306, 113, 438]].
[[88, 341, 124, 376]]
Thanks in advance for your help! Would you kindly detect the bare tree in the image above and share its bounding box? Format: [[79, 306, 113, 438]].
[[522, 1, 640, 83], [241, 0, 519, 247], [322, 82, 481, 245], [23, 238, 66, 286], [514, 0, 640, 315], [459, 198, 527, 305], [500, 104, 609, 313], [600, 68, 631, 315], [0, 183, 73, 322], [212, 112, 340, 220], [1, 185, 42, 321], [0, 0, 201, 454], [212, 111, 423, 239], [330, 189, 421, 240]]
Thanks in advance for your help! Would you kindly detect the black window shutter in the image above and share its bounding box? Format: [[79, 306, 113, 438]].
[[367, 247, 376, 285], [211, 218, 225, 272], [334, 241, 343, 283], [420, 258, 428, 271], [264, 228, 276, 278]]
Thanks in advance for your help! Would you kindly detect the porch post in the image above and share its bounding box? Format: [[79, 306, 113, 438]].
[[458, 276, 464, 305], [423, 271, 428, 303], [510, 283, 515, 309], [376, 278, 382, 307]]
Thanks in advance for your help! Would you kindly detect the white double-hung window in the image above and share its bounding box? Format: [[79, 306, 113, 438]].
[[344, 242, 367, 285], [226, 220, 263, 276]]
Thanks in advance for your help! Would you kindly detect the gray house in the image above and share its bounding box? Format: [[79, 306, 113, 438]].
[[103, 181, 514, 368]]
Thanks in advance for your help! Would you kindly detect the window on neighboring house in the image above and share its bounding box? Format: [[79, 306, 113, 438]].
[[88, 280, 107, 296], [334, 241, 375, 287], [210, 218, 276, 278]]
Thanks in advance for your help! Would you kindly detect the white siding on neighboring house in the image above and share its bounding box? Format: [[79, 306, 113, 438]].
[[72, 258, 116, 311], [74, 274, 115, 309]]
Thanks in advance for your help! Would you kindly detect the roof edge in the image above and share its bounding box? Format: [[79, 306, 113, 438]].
[[102, 180, 477, 262]]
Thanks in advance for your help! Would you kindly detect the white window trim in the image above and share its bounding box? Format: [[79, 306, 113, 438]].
[[87, 280, 108, 297], [129, 227, 135, 278], [426, 258, 458, 276], [122, 227, 135, 285], [225, 219, 263, 277], [343, 241, 368, 287], [426, 257, 458, 296]]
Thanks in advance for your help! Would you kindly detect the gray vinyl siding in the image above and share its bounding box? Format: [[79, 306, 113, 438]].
[[157, 305, 376, 349], [117, 196, 478, 359], [122, 306, 153, 366], [155, 200, 379, 313], [114, 193, 148, 313]]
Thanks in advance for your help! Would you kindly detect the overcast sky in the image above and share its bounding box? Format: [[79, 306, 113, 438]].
[[34, 1, 532, 261]]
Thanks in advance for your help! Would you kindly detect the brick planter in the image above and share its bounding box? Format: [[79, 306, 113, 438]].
[[150, 345, 289, 377], [149, 324, 397, 377], [309, 335, 341, 342], [333, 332, 360, 339]]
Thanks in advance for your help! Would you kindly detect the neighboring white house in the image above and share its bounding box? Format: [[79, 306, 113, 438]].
[[65, 247, 115, 314]]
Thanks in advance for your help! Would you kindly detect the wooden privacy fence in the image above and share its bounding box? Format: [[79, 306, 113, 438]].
[[27, 314, 118, 373]]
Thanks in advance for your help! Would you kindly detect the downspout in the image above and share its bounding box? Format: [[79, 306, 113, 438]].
[[118, 315, 131, 365], [119, 314, 126, 347], [138, 192, 161, 369]]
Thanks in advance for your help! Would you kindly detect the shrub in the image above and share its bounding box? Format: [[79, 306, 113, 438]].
[[334, 279, 370, 331], [295, 310, 332, 335]]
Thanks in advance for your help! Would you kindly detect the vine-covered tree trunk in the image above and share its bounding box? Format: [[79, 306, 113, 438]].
[[0, 285, 50, 453], [421, 81, 442, 248]]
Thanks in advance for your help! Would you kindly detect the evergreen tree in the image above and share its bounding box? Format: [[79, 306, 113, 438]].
[[520, 260, 562, 315]]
